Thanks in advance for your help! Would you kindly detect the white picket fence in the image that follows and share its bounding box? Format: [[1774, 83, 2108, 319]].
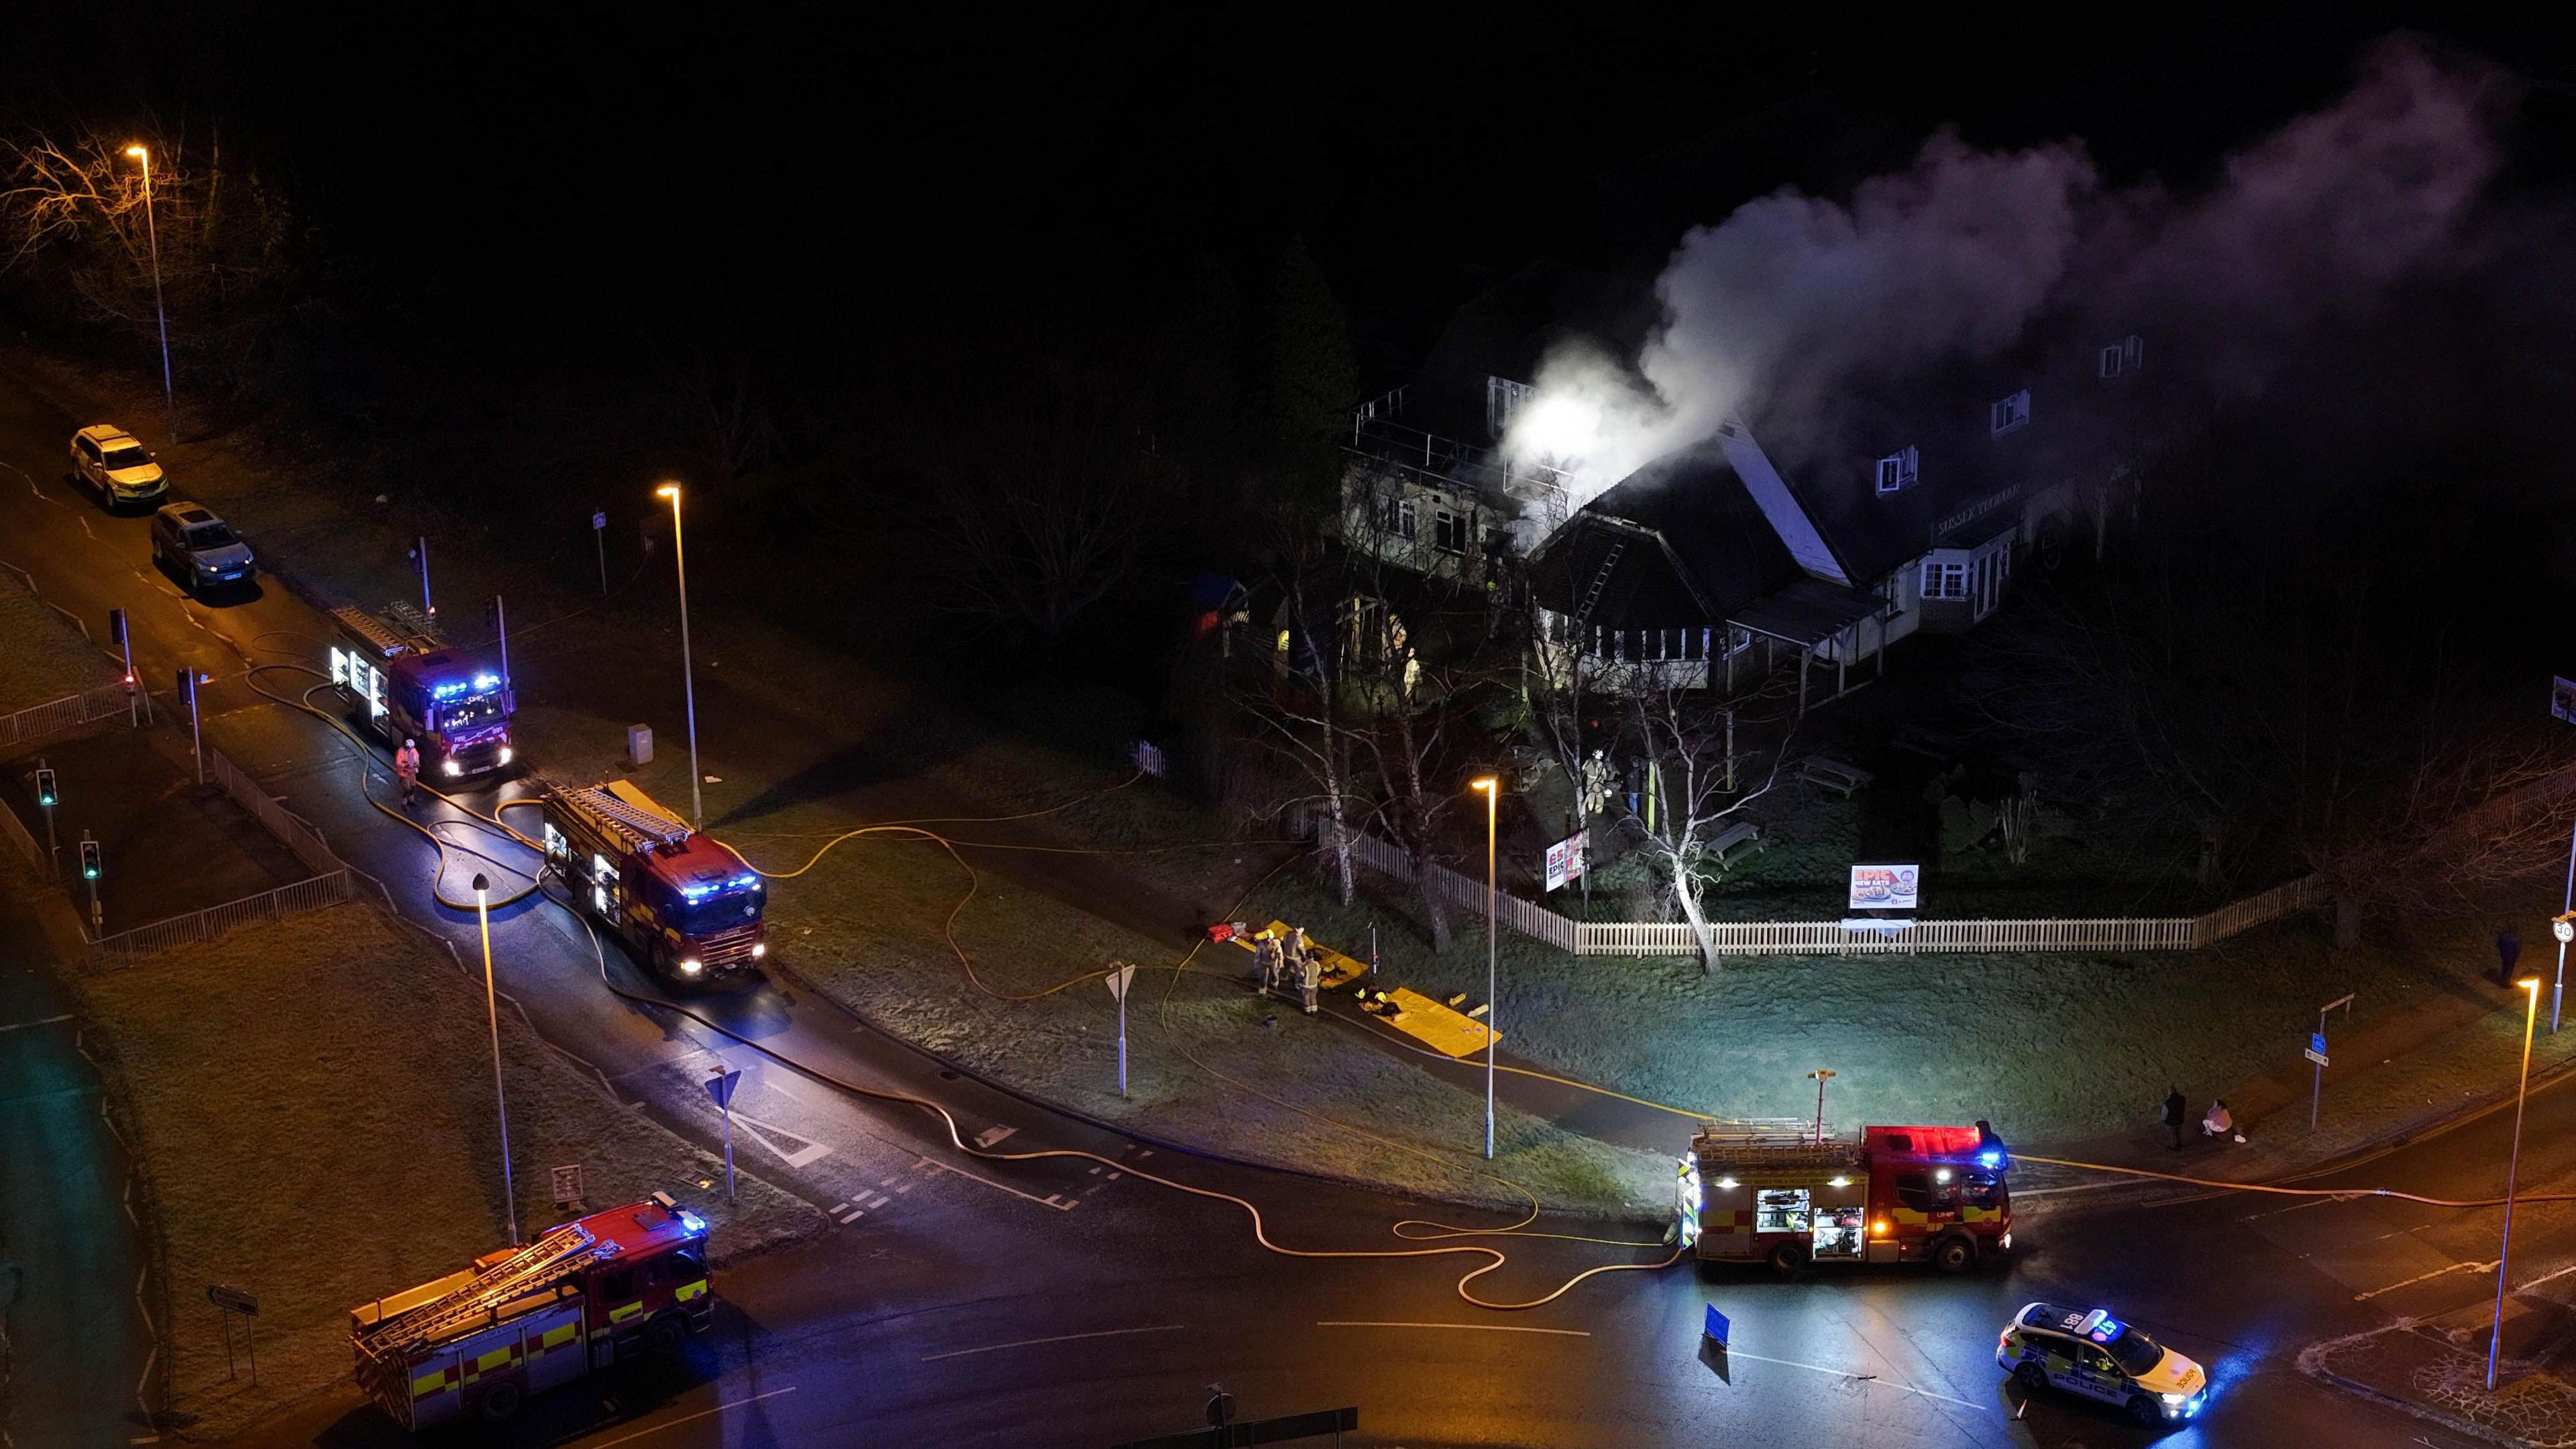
[[1329, 824, 2328, 958]]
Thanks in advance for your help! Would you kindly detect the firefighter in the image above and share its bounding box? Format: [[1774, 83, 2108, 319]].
[[1282, 926, 1309, 998], [1299, 945, 1322, 1016], [1251, 930, 1281, 994], [1580, 749, 1613, 820], [394, 738, 422, 806]]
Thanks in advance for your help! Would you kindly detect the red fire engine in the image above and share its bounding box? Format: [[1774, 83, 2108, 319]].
[[539, 779, 768, 987], [350, 1193, 712, 1430], [327, 603, 517, 781], [1686, 1123, 2012, 1275]]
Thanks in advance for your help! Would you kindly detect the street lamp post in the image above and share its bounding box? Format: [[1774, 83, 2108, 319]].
[[123, 146, 176, 446], [2488, 975, 2543, 1389], [1470, 776, 1499, 1161], [472, 873, 519, 1246], [1808, 1068, 1837, 1145], [655, 484, 702, 830]]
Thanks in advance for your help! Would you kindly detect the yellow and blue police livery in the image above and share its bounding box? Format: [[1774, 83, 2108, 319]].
[[1998, 1302, 2208, 1426]]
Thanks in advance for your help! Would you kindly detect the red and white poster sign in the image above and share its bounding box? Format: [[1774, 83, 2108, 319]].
[[1848, 863, 1920, 911], [1544, 829, 1591, 892]]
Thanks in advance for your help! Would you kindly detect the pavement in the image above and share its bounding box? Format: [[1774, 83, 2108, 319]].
[[0, 886, 156, 1449], [15, 356, 2576, 1445]]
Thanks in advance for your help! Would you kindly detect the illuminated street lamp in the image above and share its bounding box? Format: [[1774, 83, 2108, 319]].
[[1808, 1068, 1837, 1145], [1470, 775, 1498, 1160], [2489, 975, 2542, 1390], [473, 873, 518, 1246], [123, 145, 176, 446], [655, 483, 702, 830]]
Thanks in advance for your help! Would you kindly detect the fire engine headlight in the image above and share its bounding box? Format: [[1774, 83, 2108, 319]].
[[750, 941, 767, 959], [499, 746, 514, 765], [441, 759, 463, 777], [679, 957, 704, 976], [2001, 1231, 2012, 1250]]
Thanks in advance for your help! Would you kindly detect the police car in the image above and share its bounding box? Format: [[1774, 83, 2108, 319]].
[[1998, 1302, 2208, 1426]]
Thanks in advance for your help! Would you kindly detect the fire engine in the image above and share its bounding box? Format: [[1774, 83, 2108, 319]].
[[327, 603, 516, 781], [349, 1193, 712, 1430], [1684, 1122, 2011, 1275], [539, 779, 768, 986]]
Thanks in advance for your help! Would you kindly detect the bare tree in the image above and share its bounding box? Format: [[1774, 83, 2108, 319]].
[[647, 329, 777, 488], [1231, 571, 1364, 904], [1615, 674, 1790, 971], [1976, 437, 2576, 947], [0, 124, 298, 393]]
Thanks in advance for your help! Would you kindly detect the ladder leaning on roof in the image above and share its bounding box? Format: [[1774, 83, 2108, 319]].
[[358, 1222, 614, 1356]]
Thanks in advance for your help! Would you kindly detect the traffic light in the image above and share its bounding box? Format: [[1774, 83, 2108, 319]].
[[78, 838, 102, 880], [34, 767, 56, 807], [107, 607, 127, 648]]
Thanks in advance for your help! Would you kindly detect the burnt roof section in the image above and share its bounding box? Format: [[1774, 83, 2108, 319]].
[[1532, 440, 1805, 629], [1732, 577, 1887, 647]]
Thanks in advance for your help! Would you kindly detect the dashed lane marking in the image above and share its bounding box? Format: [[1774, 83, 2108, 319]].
[[2356, 1259, 2500, 1301], [915, 1154, 1075, 1212], [836, 1208, 866, 1224], [1710, 1347, 1990, 1411], [1316, 1320, 1590, 1337], [585, 1386, 799, 1448], [920, 1324, 1188, 1362]]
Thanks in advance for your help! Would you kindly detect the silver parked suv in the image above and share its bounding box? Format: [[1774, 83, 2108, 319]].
[[150, 502, 256, 591]]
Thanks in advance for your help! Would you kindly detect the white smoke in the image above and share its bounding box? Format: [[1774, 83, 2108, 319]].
[[1506, 35, 2506, 520]]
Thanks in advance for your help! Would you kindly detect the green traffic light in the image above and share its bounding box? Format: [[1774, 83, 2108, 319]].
[[83, 866, 98, 879]]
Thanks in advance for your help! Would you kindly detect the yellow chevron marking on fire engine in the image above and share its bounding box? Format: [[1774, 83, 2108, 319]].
[[411, 1366, 454, 1399], [674, 1279, 708, 1303], [608, 1301, 644, 1324], [531, 1322, 580, 1355]]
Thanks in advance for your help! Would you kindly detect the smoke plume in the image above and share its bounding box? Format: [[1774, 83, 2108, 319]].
[[1508, 35, 2510, 515]]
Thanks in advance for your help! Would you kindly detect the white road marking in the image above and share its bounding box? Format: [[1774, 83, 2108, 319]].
[[860, 1190, 890, 1209], [1713, 1347, 1989, 1411], [585, 1386, 798, 1448], [2242, 1193, 2359, 1222], [914, 1154, 1073, 1212], [2356, 1259, 2498, 1301], [974, 1124, 1017, 1148], [1316, 1320, 1590, 1337], [920, 1324, 1188, 1362], [0, 1014, 72, 1034], [836, 1208, 865, 1224], [723, 1109, 833, 1169]]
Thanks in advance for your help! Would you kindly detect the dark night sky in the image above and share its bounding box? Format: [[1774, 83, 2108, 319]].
[[6, 6, 2571, 376]]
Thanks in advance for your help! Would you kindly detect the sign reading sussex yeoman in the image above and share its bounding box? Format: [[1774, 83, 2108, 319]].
[[1848, 863, 1921, 912], [1544, 829, 1590, 892]]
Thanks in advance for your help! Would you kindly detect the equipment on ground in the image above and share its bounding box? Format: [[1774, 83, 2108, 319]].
[[1688, 1122, 2012, 1275], [539, 778, 768, 986], [349, 1193, 712, 1431], [327, 603, 517, 781]]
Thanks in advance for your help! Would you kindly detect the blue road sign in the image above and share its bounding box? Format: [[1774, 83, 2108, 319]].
[[705, 1069, 741, 1109], [1704, 1303, 1729, 1345], [2311, 1032, 2328, 1055]]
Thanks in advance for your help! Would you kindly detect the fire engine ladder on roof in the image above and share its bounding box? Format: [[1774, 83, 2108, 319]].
[[331, 604, 439, 659], [566, 785, 692, 851], [358, 1222, 614, 1356]]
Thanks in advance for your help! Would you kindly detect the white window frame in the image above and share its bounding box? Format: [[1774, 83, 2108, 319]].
[[1921, 559, 1970, 600], [1395, 498, 1417, 542], [1990, 390, 2031, 437], [1874, 445, 1919, 496], [1434, 508, 1466, 555], [2099, 334, 2144, 379]]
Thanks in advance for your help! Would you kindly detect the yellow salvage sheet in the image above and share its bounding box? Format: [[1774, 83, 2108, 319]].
[[1382, 986, 1499, 1059], [1221, 922, 1495, 1057], [1229, 921, 1368, 989]]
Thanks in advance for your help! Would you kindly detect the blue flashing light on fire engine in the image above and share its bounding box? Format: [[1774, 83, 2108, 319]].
[[728, 873, 759, 888], [679, 1209, 707, 1235], [1978, 1149, 2002, 1169], [431, 680, 468, 699], [473, 672, 500, 690]]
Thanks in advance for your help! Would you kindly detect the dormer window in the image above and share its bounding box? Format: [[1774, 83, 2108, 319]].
[[1990, 390, 2031, 438], [1874, 446, 1919, 496], [2098, 335, 2144, 380]]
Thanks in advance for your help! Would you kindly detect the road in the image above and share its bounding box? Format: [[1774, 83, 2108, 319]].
[[4, 364, 2574, 1448]]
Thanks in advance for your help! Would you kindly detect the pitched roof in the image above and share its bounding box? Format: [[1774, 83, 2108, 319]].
[[1527, 440, 1801, 628]]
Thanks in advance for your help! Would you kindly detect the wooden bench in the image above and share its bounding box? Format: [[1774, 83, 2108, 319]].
[[1796, 755, 1874, 798], [1708, 819, 1764, 867]]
